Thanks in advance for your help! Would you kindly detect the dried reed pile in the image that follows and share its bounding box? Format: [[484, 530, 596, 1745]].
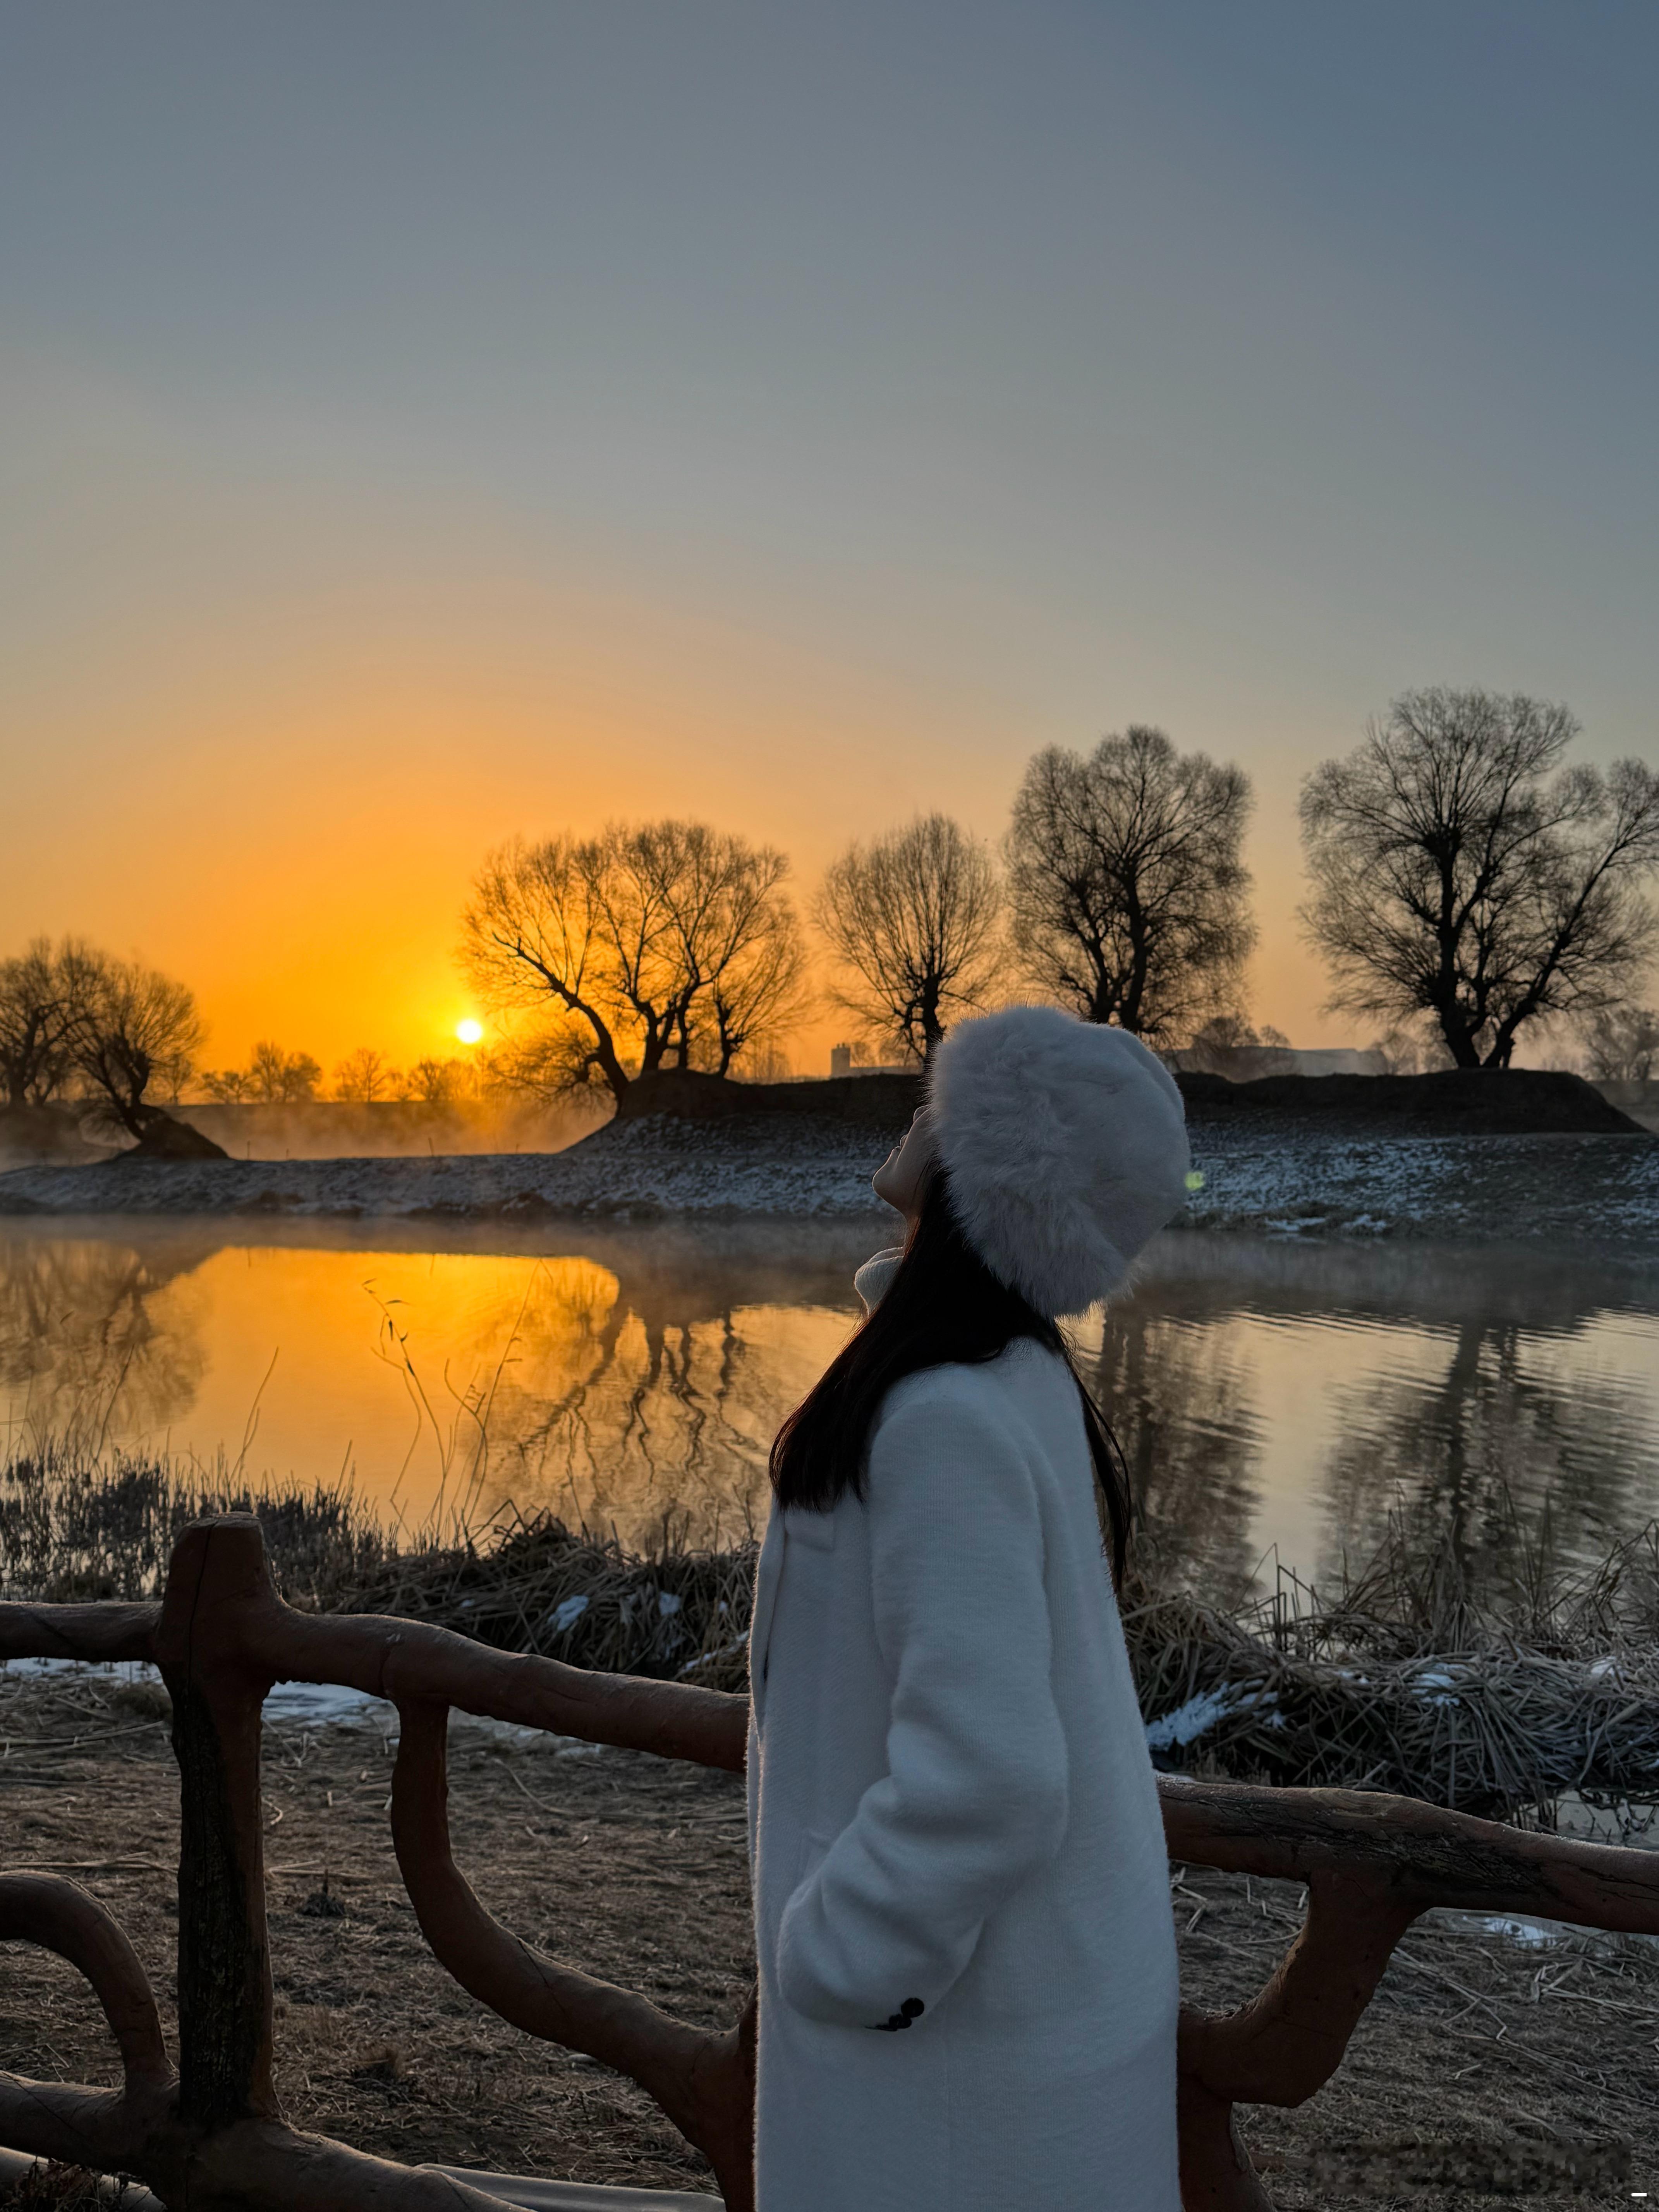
[[1126, 1501, 1659, 1819], [346, 1510, 759, 1691], [0, 1446, 756, 1689]]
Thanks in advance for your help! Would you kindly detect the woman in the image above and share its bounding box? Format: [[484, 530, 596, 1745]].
[[745, 1003, 1191, 2211]]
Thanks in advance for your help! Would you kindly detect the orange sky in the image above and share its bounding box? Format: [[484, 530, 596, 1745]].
[[3, 433, 1346, 1079], [6, 6, 1655, 1081]]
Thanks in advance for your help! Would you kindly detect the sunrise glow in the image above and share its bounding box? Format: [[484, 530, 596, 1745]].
[[456, 1019, 484, 1046]]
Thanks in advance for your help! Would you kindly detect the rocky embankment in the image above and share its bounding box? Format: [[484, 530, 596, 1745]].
[[0, 1070, 1655, 1255]]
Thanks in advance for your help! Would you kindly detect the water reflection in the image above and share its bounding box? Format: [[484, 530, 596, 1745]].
[[1315, 1314, 1659, 1594], [0, 1222, 1655, 1578], [0, 1230, 211, 1446], [377, 1247, 855, 1543], [0, 1222, 871, 1547], [1079, 1305, 1264, 1607], [1077, 1238, 1659, 1597]]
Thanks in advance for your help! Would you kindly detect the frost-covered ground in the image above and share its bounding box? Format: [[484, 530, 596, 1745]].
[[1185, 1126, 1659, 1251], [1, 1109, 1655, 1251]]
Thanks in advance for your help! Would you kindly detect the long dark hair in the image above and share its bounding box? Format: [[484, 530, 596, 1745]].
[[768, 1171, 1135, 1583]]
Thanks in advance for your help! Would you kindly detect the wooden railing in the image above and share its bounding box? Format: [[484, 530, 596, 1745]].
[[3, 1514, 1658, 2210]]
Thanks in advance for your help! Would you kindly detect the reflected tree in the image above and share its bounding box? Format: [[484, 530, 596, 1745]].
[[1316, 1314, 1658, 1609], [0, 1233, 210, 1446], [1080, 1298, 1264, 1607], [369, 1247, 855, 1551]]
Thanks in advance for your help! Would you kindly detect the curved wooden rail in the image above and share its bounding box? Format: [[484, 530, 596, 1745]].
[[0, 1874, 172, 2094], [2, 1512, 1658, 2210], [391, 1700, 755, 2209], [0, 1873, 173, 2181], [1159, 1774, 1659, 2205]]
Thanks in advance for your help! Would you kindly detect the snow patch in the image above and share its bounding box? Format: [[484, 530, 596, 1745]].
[[1144, 1684, 1278, 1750]]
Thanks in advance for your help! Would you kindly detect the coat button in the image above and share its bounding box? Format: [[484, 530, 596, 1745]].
[[900, 1998, 924, 2018]]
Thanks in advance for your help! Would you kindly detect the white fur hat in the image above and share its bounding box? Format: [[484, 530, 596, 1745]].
[[926, 1005, 1190, 1316]]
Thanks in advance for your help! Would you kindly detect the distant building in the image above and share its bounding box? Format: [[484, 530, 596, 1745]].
[[829, 1042, 915, 1078]]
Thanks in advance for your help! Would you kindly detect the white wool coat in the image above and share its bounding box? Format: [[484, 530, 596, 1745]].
[[745, 1334, 1181, 2212]]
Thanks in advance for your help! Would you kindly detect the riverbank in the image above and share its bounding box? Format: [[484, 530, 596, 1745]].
[[10, 1448, 1659, 1824], [2, 1113, 1656, 1254], [0, 1662, 1645, 2210]]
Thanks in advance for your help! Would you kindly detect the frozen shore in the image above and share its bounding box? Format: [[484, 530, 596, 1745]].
[[1, 1109, 1656, 1254]]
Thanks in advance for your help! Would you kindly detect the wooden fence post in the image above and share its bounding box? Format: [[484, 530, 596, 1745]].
[[154, 1515, 281, 2131]]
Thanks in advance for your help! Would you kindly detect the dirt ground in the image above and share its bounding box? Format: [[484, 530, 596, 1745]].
[[0, 1668, 1655, 2209]]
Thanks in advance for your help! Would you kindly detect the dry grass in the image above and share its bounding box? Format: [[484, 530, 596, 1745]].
[[347, 1513, 757, 1693], [0, 1445, 393, 1614], [1126, 1494, 1659, 1820], [0, 1667, 747, 2197]]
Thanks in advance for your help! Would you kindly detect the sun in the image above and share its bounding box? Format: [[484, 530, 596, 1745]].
[[455, 1018, 484, 1045]]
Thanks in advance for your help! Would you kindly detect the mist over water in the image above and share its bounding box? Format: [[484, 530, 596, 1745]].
[[0, 1097, 608, 1168], [2, 1220, 1656, 1588]]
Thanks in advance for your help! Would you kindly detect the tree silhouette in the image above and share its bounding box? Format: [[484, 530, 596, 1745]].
[[1300, 689, 1659, 1068], [70, 953, 204, 1139], [1006, 727, 1254, 1040], [463, 822, 807, 1101], [0, 937, 84, 1108], [813, 814, 1002, 1061]]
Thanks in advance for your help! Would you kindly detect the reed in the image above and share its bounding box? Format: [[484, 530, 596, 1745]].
[[0, 1444, 756, 1691], [1125, 1492, 1659, 1819], [0, 1440, 393, 1611]]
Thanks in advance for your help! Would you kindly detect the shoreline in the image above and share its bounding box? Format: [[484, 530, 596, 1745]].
[[1, 1114, 1656, 1254]]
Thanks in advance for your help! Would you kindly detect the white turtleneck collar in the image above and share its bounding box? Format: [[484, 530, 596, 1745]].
[[854, 1244, 905, 1316]]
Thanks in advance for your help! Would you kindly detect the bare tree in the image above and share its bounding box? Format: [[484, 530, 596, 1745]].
[[737, 1043, 793, 1084], [461, 822, 808, 1099], [201, 1066, 254, 1103], [702, 902, 811, 1075], [70, 954, 205, 1139], [682, 834, 811, 1073], [407, 1055, 476, 1104], [813, 814, 1003, 1061], [462, 835, 649, 1103], [331, 1046, 399, 1103], [1368, 1022, 1454, 1076], [1005, 727, 1255, 1042], [246, 1042, 322, 1103], [1179, 1015, 1291, 1079], [1300, 689, 1659, 1068], [0, 937, 84, 1107], [1580, 1005, 1659, 1084], [647, 826, 810, 1075], [610, 820, 808, 1075]]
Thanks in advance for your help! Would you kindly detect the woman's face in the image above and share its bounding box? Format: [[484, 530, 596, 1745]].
[[871, 1109, 935, 1224]]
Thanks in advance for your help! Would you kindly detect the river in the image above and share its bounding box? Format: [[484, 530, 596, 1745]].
[[2, 1218, 1656, 1599]]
